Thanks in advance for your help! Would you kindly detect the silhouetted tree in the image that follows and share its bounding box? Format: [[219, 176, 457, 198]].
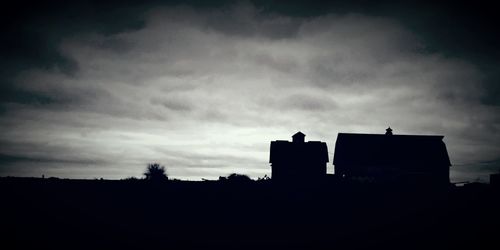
[[144, 163, 168, 182]]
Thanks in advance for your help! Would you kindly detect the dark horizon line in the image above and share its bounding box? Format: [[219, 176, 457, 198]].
[[0, 175, 493, 185]]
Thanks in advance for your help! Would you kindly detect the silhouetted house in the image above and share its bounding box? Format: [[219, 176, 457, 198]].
[[333, 128, 451, 185], [269, 132, 329, 182]]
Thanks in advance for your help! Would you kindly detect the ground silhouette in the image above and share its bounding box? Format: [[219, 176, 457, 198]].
[[1, 176, 499, 249]]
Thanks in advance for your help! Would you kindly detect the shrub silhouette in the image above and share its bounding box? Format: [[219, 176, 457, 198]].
[[226, 173, 252, 182], [144, 163, 168, 182]]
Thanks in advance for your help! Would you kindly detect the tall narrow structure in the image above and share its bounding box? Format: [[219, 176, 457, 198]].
[[269, 132, 329, 182]]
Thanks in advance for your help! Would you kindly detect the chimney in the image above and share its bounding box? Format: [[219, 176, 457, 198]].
[[292, 131, 305, 143]]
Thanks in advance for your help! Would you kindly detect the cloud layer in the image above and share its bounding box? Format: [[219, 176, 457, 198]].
[[1, 4, 499, 181]]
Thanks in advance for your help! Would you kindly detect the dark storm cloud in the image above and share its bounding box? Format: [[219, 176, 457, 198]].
[[1, 1, 499, 181], [0, 1, 148, 100], [3, 1, 499, 106], [0, 139, 112, 177], [0, 153, 106, 167]]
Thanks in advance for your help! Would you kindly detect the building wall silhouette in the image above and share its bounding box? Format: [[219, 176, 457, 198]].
[[333, 128, 451, 185], [269, 132, 329, 182]]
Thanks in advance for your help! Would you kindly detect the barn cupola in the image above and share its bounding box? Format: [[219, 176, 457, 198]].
[[385, 127, 393, 135], [292, 131, 305, 143]]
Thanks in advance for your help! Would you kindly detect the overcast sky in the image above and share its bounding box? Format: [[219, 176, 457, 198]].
[[1, 1, 499, 182]]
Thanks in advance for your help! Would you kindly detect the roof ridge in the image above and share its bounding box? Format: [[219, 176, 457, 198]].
[[338, 133, 444, 137]]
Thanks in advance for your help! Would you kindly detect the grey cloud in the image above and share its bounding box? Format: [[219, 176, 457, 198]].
[[90, 36, 136, 53], [0, 153, 106, 166], [147, 3, 301, 39], [151, 97, 193, 112], [251, 52, 299, 74], [153, 146, 263, 168], [0, 140, 112, 178], [261, 92, 337, 111], [285, 94, 337, 111]]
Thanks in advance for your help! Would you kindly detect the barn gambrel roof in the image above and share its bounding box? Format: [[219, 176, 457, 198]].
[[333, 133, 451, 167]]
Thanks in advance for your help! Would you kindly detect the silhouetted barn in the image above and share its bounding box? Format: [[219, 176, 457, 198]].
[[269, 132, 329, 182], [333, 128, 451, 185]]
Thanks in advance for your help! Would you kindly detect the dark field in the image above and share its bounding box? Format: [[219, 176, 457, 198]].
[[1, 177, 499, 249]]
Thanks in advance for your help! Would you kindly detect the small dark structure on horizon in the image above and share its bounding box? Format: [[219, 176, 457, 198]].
[[491, 173, 500, 187], [333, 128, 451, 185], [269, 132, 329, 182]]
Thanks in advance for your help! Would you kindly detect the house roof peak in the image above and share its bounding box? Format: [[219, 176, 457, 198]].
[[293, 131, 305, 137]]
